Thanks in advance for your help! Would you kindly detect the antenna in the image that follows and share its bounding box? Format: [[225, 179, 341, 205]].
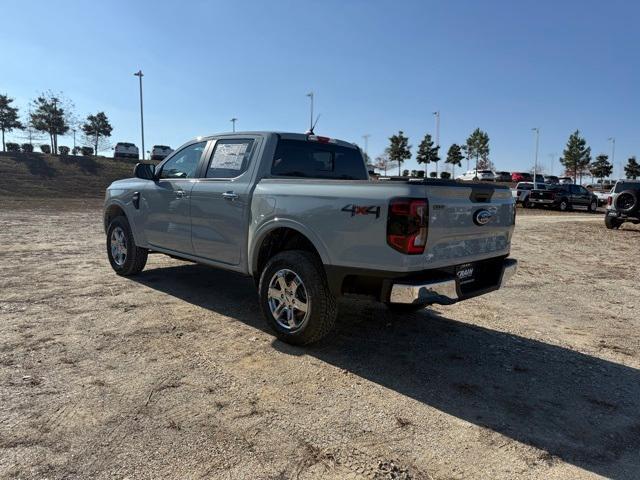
[[311, 114, 321, 133]]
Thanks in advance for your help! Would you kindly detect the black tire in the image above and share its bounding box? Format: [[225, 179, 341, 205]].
[[386, 302, 428, 313], [558, 198, 571, 212], [106, 216, 148, 276], [258, 250, 337, 345], [523, 197, 531, 208], [587, 198, 598, 213], [604, 215, 622, 230], [614, 190, 638, 214]]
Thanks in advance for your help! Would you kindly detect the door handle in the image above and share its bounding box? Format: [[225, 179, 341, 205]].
[[175, 190, 187, 199], [222, 191, 239, 201]]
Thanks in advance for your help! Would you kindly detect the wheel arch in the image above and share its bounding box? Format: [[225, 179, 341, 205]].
[[250, 221, 330, 279]]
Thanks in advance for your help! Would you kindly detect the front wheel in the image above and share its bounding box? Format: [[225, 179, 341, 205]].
[[258, 250, 337, 345], [558, 198, 571, 212], [588, 199, 598, 213], [107, 216, 148, 276]]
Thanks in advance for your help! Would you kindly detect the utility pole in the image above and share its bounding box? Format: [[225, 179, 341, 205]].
[[306, 92, 314, 133], [134, 70, 145, 160], [230, 118, 237, 132], [608, 137, 616, 179], [362, 134, 370, 166], [433, 111, 440, 175], [532, 128, 540, 184]]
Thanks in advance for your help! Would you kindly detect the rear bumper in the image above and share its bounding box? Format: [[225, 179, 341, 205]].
[[389, 258, 517, 305]]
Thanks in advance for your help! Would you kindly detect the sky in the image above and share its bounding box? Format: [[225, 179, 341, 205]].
[[1, 0, 638, 177]]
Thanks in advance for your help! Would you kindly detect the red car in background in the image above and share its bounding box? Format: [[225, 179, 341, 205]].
[[511, 172, 533, 182]]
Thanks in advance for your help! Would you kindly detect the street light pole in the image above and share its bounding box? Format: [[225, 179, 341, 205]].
[[306, 92, 314, 133], [532, 128, 540, 184], [433, 111, 440, 176], [230, 118, 237, 132], [608, 137, 616, 179], [134, 70, 145, 160]]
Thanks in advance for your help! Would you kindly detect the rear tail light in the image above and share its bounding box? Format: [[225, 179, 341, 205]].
[[387, 198, 428, 254], [607, 196, 612, 206]]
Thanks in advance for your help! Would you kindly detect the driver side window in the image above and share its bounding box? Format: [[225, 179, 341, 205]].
[[159, 142, 206, 179]]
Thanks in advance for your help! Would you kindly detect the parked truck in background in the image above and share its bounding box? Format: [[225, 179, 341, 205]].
[[529, 184, 599, 212], [103, 132, 517, 345]]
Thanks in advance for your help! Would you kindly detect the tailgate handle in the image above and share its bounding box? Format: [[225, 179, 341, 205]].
[[470, 187, 494, 203]]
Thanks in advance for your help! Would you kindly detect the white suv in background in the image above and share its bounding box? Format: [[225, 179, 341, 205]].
[[150, 145, 174, 160], [114, 142, 139, 159], [456, 169, 495, 181]]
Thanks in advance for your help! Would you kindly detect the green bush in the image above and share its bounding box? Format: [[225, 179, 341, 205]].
[[416, 170, 425, 178], [81, 146, 94, 156], [402, 169, 409, 176], [429, 171, 437, 178], [6, 142, 20, 152], [440, 171, 451, 179], [40, 144, 51, 154], [59, 146, 70, 155], [21, 143, 34, 153], [72, 146, 81, 155]]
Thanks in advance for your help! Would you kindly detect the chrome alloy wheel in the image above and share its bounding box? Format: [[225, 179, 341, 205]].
[[267, 269, 310, 330], [110, 226, 127, 267]]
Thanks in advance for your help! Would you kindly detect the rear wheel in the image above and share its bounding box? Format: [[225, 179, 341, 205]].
[[588, 198, 598, 213], [258, 250, 337, 345], [106, 216, 148, 275], [558, 198, 570, 212], [605, 215, 622, 230]]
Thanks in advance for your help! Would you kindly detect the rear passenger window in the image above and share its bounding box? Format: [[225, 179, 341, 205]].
[[205, 139, 255, 179], [271, 139, 367, 180]]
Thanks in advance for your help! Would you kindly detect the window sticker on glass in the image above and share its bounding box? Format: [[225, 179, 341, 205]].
[[210, 142, 248, 171]]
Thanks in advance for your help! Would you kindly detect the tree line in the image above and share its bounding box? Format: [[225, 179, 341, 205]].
[[559, 130, 640, 182], [373, 128, 491, 178], [0, 91, 113, 156], [372, 128, 640, 181]]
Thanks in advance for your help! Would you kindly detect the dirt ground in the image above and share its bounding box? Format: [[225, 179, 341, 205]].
[[1, 200, 639, 480]]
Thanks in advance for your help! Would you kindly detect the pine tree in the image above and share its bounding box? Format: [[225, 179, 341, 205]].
[[0, 94, 23, 152], [624, 156, 640, 179], [82, 112, 113, 155], [388, 131, 412, 176], [415, 133, 440, 176], [446, 144, 464, 178], [465, 128, 492, 173], [589, 154, 613, 184], [560, 130, 591, 184]]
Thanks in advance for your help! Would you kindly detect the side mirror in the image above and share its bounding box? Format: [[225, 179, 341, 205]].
[[134, 162, 155, 180]]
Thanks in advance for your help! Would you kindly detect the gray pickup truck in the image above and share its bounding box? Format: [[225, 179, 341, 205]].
[[104, 132, 517, 344]]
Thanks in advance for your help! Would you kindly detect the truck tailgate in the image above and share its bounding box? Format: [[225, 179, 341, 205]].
[[423, 183, 515, 268]]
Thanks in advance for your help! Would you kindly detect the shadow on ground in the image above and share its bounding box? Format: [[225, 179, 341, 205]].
[[132, 263, 640, 479], [13, 153, 57, 177], [59, 154, 102, 174]]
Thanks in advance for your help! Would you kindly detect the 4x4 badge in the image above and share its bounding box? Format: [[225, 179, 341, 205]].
[[341, 204, 381, 218]]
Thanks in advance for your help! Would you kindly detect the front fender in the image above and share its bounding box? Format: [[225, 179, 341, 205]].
[[104, 196, 146, 247]]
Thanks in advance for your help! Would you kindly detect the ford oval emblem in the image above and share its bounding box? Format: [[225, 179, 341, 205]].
[[473, 209, 493, 226]]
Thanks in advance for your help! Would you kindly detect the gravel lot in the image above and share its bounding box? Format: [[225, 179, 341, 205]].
[[0, 200, 638, 479]]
